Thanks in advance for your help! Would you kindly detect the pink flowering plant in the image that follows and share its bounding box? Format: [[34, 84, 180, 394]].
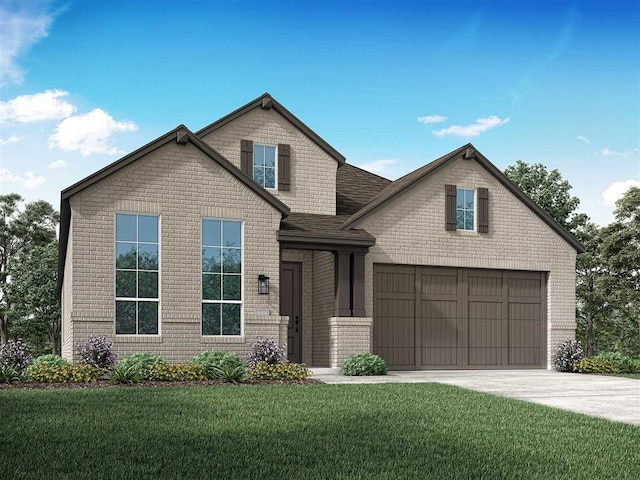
[[245, 337, 285, 368], [76, 335, 117, 369], [0, 339, 32, 373]]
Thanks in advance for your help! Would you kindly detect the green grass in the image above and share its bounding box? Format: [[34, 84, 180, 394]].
[[2, 383, 639, 479]]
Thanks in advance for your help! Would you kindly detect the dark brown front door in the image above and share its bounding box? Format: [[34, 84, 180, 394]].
[[281, 262, 302, 363]]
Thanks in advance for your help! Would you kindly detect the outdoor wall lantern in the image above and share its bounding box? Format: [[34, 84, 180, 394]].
[[258, 274, 270, 294]]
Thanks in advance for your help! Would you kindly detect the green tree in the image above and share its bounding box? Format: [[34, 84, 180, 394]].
[[0, 194, 59, 344], [504, 160, 587, 232], [7, 241, 61, 354]]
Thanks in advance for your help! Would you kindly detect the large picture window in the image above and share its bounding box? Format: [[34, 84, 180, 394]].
[[253, 144, 276, 189], [115, 214, 159, 334], [456, 188, 475, 231], [202, 219, 242, 335]]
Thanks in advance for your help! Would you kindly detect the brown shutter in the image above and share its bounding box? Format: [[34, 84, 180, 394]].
[[478, 187, 489, 233], [240, 140, 253, 177], [445, 184, 457, 231], [278, 143, 291, 191]]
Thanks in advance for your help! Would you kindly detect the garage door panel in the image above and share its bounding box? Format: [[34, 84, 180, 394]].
[[421, 346, 458, 366], [468, 274, 502, 297], [376, 270, 415, 295], [508, 277, 541, 298], [468, 347, 502, 366], [420, 271, 458, 295], [509, 347, 540, 366]]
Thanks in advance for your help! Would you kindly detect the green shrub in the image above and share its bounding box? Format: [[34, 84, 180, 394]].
[[31, 354, 72, 368], [248, 361, 309, 381], [551, 338, 583, 372], [211, 364, 246, 383], [0, 364, 22, 383], [147, 363, 208, 382], [340, 353, 387, 376], [190, 350, 244, 379], [576, 358, 618, 374], [117, 352, 167, 380], [110, 363, 143, 384], [26, 364, 102, 383], [592, 352, 640, 374]]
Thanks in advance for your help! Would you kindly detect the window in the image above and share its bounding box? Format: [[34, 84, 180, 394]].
[[456, 188, 475, 231], [202, 219, 242, 335], [253, 144, 276, 189], [115, 214, 159, 334]]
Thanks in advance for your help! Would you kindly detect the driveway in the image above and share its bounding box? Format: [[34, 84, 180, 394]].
[[310, 368, 640, 426]]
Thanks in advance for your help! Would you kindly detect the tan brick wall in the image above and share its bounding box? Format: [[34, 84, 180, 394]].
[[355, 157, 577, 367], [201, 107, 337, 215], [312, 251, 334, 366], [328, 317, 373, 367], [61, 220, 74, 360], [64, 139, 286, 363]]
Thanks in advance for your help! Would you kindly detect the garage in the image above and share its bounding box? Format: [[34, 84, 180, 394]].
[[373, 264, 546, 370]]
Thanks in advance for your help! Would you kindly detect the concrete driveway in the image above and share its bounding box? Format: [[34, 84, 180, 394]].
[[310, 368, 640, 426]]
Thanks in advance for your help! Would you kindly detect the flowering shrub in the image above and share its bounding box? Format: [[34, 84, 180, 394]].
[[26, 364, 102, 383], [190, 350, 244, 379], [551, 338, 584, 372], [592, 352, 640, 374], [245, 337, 285, 368], [340, 353, 387, 376], [117, 352, 167, 380], [76, 336, 117, 369], [576, 358, 618, 374], [0, 339, 32, 373], [248, 361, 309, 381], [31, 354, 72, 368], [147, 363, 208, 382]]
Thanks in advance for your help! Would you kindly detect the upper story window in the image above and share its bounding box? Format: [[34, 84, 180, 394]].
[[253, 144, 276, 189], [115, 214, 159, 335], [456, 188, 475, 231]]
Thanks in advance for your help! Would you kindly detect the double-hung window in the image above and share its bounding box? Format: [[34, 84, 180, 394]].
[[456, 188, 475, 231], [202, 219, 242, 335], [253, 144, 276, 189], [115, 214, 159, 334]]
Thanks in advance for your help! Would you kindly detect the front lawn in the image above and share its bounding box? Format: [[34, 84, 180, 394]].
[[2, 383, 638, 479]]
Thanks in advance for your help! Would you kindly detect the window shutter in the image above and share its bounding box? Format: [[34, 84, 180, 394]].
[[278, 143, 291, 191], [445, 184, 457, 231], [478, 187, 489, 233], [240, 140, 253, 177]]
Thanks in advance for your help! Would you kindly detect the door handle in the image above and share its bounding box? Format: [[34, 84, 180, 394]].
[[295, 316, 299, 333]]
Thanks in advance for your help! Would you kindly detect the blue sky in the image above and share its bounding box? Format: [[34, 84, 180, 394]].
[[1, 0, 638, 226]]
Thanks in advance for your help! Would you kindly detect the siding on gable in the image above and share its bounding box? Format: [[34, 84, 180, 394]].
[[200, 107, 337, 215], [354, 156, 577, 367]]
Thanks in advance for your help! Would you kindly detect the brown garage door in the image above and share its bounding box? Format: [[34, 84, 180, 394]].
[[373, 265, 546, 370]]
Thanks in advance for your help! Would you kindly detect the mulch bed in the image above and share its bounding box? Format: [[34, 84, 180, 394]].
[[0, 379, 323, 390]]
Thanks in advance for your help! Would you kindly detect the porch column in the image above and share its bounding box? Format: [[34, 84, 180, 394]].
[[334, 250, 351, 316], [352, 252, 366, 316]]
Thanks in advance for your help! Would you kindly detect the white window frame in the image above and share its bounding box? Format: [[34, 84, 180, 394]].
[[456, 188, 476, 232], [114, 212, 161, 336], [201, 218, 244, 337], [253, 143, 278, 190]]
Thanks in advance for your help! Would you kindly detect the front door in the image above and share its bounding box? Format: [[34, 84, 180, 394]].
[[281, 262, 302, 363]]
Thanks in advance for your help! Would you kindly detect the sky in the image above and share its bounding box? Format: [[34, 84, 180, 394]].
[[0, 0, 638, 227]]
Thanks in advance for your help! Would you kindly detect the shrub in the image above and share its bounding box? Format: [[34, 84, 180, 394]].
[[245, 337, 285, 368], [592, 352, 640, 374], [0, 339, 32, 373], [551, 338, 583, 372], [110, 363, 143, 384], [116, 352, 167, 380], [31, 354, 72, 368], [576, 358, 619, 374], [26, 364, 102, 383], [190, 350, 245, 379], [76, 335, 117, 369], [248, 361, 309, 381], [147, 363, 208, 382], [211, 364, 246, 383], [340, 353, 387, 376], [0, 364, 22, 384]]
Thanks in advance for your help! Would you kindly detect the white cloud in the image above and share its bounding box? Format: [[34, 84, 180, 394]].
[[418, 115, 447, 124], [0, 134, 19, 144], [0, 167, 46, 189], [602, 180, 640, 207], [48, 108, 138, 156], [0, 90, 76, 123], [433, 116, 510, 137], [357, 159, 401, 179], [576, 135, 591, 144], [0, 2, 55, 85], [600, 147, 639, 157], [47, 159, 67, 169]]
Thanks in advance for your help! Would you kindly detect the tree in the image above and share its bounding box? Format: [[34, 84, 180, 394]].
[[504, 160, 587, 232], [0, 194, 59, 344], [7, 241, 61, 354]]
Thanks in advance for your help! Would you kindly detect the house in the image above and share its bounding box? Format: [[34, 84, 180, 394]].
[[58, 93, 583, 369]]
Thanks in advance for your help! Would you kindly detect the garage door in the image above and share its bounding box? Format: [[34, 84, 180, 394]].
[[373, 265, 546, 370]]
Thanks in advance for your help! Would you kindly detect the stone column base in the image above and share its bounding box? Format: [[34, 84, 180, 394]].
[[328, 317, 373, 368]]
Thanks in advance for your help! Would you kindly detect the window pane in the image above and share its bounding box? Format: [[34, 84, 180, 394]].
[[116, 242, 137, 269], [138, 302, 158, 334], [116, 301, 136, 334], [465, 190, 474, 209], [138, 215, 158, 243], [202, 303, 221, 335], [202, 274, 221, 300], [254, 167, 264, 187], [202, 220, 221, 247], [222, 304, 241, 335], [456, 190, 464, 209], [222, 248, 241, 273], [223, 275, 241, 300], [116, 270, 136, 298], [456, 210, 465, 230], [465, 212, 474, 231], [264, 167, 275, 189], [116, 214, 137, 242], [138, 244, 158, 270], [253, 145, 265, 166], [202, 247, 221, 273], [138, 271, 158, 298], [264, 146, 275, 167], [222, 221, 241, 247]]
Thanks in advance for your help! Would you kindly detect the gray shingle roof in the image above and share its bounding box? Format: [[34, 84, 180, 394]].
[[279, 213, 375, 246], [336, 163, 392, 215]]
